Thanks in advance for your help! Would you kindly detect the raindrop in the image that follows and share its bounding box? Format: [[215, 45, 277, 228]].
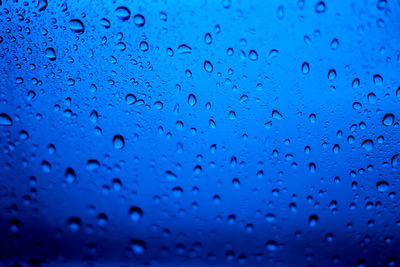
[[249, 50, 258, 61], [272, 110, 283, 120], [113, 135, 125, 149], [177, 44, 192, 54], [0, 113, 13, 126], [373, 74, 383, 85], [188, 94, 197, 106], [69, 19, 84, 34], [328, 69, 336, 81], [46, 47, 56, 61], [309, 215, 318, 227], [376, 180, 389, 192], [302, 62, 310, 74], [315, 1, 326, 13], [140, 41, 149, 51], [361, 139, 373, 151], [116, 6, 131, 21], [129, 206, 143, 221], [382, 113, 394, 126], [67, 217, 82, 232], [204, 33, 212, 45], [134, 14, 145, 27], [204, 61, 213, 73]]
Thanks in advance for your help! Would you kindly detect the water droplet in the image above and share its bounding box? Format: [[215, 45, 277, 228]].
[[166, 170, 177, 181], [126, 94, 136, 105], [361, 139, 373, 151], [113, 135, 125, 149], [266, 240, 278, 251], [134, 14, 145, 27], [309, 113, 316, 123], [302, 62, 310, 74], [67, 217, 82, 232], [130, 239, 146, 254], [229, 111, 236, 120], [154, 101, 163, 110], [0, 113, 13, 126], [373, 74, 383, 85], [315, 1, 326, 13], [188, 94, 197, 106], [376, 180, 389, 192], [69, 19, 84, 34], [177, 44, 192, 54], [382, 113, 394, 126], [65, 168, 76, 183], [272, 110, 283, 120], [309, 215, 318, 227], [87, 159, 100, 171], [352, 102, 362, 110], [352, 78, 360, 88], [239, 94, 248, 103], [330, 38, 339, 50], [204, 61, 213, 73], [277, 5, 285, 19], [116, 6, 131, 21], [100, 18, 111, 28], [328, 69, 336, 80], [249, 50, 258, 61], [38, 0, 48, 11], [129, 206, 143, 221], [204, 33, 212, 45], [209, 119, 216, 128], [89, 110, 98, 123], [46, 47, 56, 61], [140, 41, 149, 51]]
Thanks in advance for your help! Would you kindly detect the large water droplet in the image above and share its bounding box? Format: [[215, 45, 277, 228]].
[[382, 113, 394, 126], [376, 180, 389, 192], [272, 110, 283, 120], [129, 206, 143, 221], [134, 14, 145, 27], [116, 6, 131, 21], [113, 135, 125, 149], [0, 113, 13, 126], [46, 47, 56, 61], [188, 94, 197, 106], [204, 61, 213, 73], [69, 19, 84, 34]]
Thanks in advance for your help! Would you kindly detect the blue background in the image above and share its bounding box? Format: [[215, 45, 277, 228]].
[[0, 0, 400, 266]]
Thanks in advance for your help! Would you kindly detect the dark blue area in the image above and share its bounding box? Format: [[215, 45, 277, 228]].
[[0, 0, 400, 266]]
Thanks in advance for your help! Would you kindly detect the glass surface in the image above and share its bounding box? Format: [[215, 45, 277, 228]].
[[0, 0, 399, 266]]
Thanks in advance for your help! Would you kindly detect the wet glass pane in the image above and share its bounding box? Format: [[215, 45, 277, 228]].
[[0, 0, 399, 266]]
